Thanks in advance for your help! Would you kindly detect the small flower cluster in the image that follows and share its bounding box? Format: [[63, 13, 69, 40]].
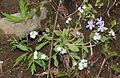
[[30, 31, 38, 39], [66, 17, 72, 24], [56, 46, 67, 54], [109, 30, 116, 39], [86, 17, 108, 32], [34, 51, 47, 60], [78, 4, 87, 13], [85, 17, 116, 41], [78, 59, 88, 70]]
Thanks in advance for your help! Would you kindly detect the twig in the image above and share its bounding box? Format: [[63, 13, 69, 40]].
[[97, 58, 107, 77], [107, 0, 117, 18], [64, 1, 85, 18], [89, 43, 93, 56], [47, 0, 62, 78], [100, 0, 110, 15]]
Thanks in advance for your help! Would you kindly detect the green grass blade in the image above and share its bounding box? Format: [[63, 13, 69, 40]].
[[19, 0, 27, 18], [1, 12, 24, 23]]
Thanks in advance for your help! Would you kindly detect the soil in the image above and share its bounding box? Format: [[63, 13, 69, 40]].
[[0, 0, 120, 78]]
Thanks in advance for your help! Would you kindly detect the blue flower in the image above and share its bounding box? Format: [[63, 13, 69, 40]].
[[97, 26, 108, 32], [86, 20, 95, 30], [96, 17, 104, 27]]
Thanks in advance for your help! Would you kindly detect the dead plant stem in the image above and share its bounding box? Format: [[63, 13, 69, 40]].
[[47, 0, 62, 78], [97, 58, 107, 77]]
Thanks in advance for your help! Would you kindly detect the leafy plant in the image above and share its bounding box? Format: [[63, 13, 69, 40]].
[[95, 0, 104, 8], [9, 32, 50, 75], [1, 0, 36, 23], [111, 64, 120, 73], [56, 68, 75, 78], [53, 28, 89, 68], [101, 43, 117, 59]]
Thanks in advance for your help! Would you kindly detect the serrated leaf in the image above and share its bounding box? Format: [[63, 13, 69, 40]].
[[19, 0, 27, 18], [54, 30, 61, 36], [13, 53, 28, 67], [53, 54, 59, 67], [35, 41, 48, 50], [1, 12, 23, 22], [67, 43, 79, 52], [16, 44, 29, 51], [35, 60, 42, 67], [31, 63, 36, 75], [35, 59, 46, 70], [28, 57, 34, 69]]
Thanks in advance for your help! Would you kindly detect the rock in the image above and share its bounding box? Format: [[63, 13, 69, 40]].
[[0, 1, 48, 36]]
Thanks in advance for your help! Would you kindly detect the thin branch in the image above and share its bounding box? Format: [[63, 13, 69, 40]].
[[47, 0, 62, 78], [97, 58, 107, 77], [107, 0, 117, 18]]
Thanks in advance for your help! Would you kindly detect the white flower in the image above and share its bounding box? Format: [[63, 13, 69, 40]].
[[60, 49, 67, 54], [78, 63, 84, 70], [30, 31, 38, 39], [82, 5, 87, 9], [97, 26, 108, 32], [56, 47, 62, 52], [78, 59, 88, 70], [66, 17, 72, 24], [68, 17, 72, 21], [66, 20, 69, 24], [109, 30, 115, 37], [34, 51, 38, 59], [78, 7, 84, 13], [93, 32, 101, 41], [40, 54, 47, 60]]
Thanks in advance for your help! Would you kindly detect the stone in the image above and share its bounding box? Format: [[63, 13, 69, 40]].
[[0, 1, 47, 36]]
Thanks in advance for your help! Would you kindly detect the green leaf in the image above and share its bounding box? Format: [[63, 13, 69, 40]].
[[54, 30, 61, 36], [82, 46, 88, 53], [67, 43, 79, 52], [56, 70, 66, 77], [16, 44, 29, 51], [63, 28, 69, 38], [1, 12, 23, 22], [100, 36, 108, 42], [28, 57, 34, 69], [84, 0, 89, 2], [35, 41, 48, 50], [70, 53, 80, 60], [102, 43, 117, 58], [34, 60, 46, 70], [111, 20, 117, 27], [19, 0, 27, 18], [43, 34, 52, 40], [31, 63, 36, 75], [35, 60, 42, 67], [53, 54, 59, 67], [13, 53, 28, 67], [111, 64, 120, 73]]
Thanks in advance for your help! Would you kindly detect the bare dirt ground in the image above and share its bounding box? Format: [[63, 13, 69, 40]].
[[0, 0, 120, 78]]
